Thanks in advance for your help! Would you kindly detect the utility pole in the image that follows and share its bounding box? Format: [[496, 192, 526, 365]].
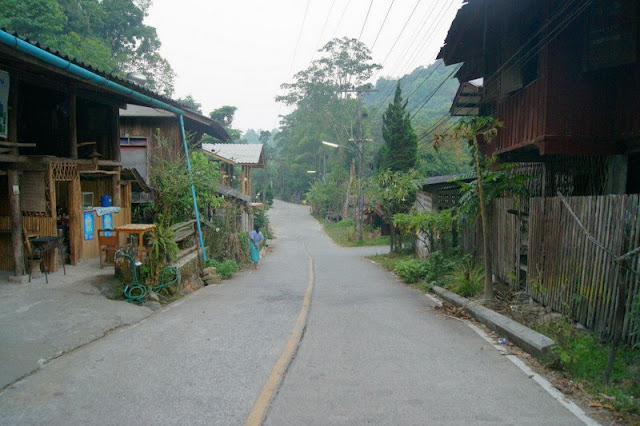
[[343, 84, 376, 241]]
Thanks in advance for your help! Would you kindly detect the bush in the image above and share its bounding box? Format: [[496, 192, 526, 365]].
[[337, 218, 354, 227], [444, 255, 484, 297], [394, 259, 430, 284], [208, 259, 238, 279], [422, 251, 457, 283]]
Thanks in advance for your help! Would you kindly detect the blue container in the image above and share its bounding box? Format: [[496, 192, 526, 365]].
[[100, 195, 112, 207]]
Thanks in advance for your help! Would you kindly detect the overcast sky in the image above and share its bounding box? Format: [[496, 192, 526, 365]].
[[146, 0, 461, 132]]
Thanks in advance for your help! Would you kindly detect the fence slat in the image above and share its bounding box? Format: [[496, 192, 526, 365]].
[[464, 194, 640, 343]]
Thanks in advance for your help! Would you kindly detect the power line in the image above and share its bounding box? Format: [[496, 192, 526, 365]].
[[372, 0, 422, 80], [310, 0, 337, 62], [371, 0, 395, 50], [409, 63, 461, 119], [288, 0, 312, 79], [367, 0, 444, 112], [358, 0, 375, 42], [329, 0, 352, 41], [368, 0, 457, 115]]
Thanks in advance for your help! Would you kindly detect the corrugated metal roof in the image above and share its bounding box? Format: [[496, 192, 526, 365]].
[[1, 29, 195, 111], [202, 143, 264, 166], [119, 105, 175, 118]]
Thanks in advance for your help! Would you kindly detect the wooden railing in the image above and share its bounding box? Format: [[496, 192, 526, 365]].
[[170, 220, 198, 260]]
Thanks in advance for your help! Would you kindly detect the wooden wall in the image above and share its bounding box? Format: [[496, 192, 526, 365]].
[[81, 206, 131, 259], [0, 216, 57, 271], [119, 116, 182, 163]]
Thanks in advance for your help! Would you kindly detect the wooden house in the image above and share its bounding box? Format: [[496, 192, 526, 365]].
[[437, 2, 640, 342], [0, 31, 200, 276], [201, 143, 265, 231], [119, 104, 230, 203], [439, 0, 639, 196]]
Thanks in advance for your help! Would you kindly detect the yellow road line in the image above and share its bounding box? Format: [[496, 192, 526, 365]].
[[245, 243, 314, 426]]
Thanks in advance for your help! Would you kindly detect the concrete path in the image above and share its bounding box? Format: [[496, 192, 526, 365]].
[[0, 201, 588, 425], [0, 262, 152, 389]]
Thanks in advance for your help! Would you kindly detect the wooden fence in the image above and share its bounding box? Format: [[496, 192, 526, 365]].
[[527, 194, 640, 345], [465, 194, 640, 344]]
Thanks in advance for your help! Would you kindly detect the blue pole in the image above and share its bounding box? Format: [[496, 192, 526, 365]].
[[0, 30, 209, 262], [179, 115, 208, 262]]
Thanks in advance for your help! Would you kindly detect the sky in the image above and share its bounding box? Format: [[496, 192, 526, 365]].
[[146, 0, 461, 132]]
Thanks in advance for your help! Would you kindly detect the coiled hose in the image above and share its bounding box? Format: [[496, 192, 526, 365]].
[[115, 250, 180, 304]]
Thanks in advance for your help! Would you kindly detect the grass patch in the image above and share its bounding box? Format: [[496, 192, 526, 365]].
[[317, 217, 390, 247], [533, 318, 640, 418], [367, 253, 433, 292]]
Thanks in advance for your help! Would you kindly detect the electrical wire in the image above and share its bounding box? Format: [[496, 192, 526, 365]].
[[329, 0, 352, 41], [368, 0, 457, 115], [287, 0, 312, 79], [371, 0, 395, 50], [358, 0, 375, 42], [310, 0, 337, 62], [408, 63, 462, 119]]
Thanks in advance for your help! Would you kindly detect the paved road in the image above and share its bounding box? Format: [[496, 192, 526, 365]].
[[0, 201, 585, 425]]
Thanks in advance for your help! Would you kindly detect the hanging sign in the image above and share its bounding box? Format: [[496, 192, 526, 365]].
[[102, 213, 113, 236], [84, 211, 94, 241], [0, 70, 9, 138]]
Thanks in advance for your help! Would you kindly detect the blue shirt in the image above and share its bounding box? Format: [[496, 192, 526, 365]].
[[250, 230, 264, 244]]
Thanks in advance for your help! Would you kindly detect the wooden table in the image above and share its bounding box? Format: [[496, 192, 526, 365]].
[[115, 224, 156, 261]]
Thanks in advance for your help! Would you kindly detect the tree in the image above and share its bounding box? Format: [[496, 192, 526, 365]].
[[0, 0, 176, 95], [450, 116, 503, 302], [258, 130, 271, 145], [367, 170, 418, 253], [177, 95, 202, 114], [208, 106, 242, 141], [378, 83, 417, 172], [273, 37, 380, 202]]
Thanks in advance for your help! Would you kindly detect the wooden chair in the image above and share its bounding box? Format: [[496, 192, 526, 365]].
[[98, 229, 120, 268], [23, 227, 42, 282]]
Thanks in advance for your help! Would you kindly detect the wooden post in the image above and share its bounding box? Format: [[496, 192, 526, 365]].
[[8, 77, 18, 154], [8, 169, 24, 276], [68, 91, 77, 159], [112, 167, 121, 207], [7, 77, 24, 276], [111, 106, 121, 162], [68, 176, 82, 264]]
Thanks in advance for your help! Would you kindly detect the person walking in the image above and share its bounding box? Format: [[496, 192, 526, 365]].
[[249, 224, 264, 269]]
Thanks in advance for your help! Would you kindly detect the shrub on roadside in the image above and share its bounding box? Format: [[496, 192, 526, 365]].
[[444, 255, 484, 297], [394, 259, 430, 284], [208, 259, 238, 279]]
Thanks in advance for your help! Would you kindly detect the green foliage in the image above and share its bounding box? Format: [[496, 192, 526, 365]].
[[0, 0, 175, 95], [272, 37, 380, 202], [367, 169, 418, 217], [237, 232, 250, 259], [146, 224, 178, 286], [318, 217, 388, 247], [253, 208, 272, 238], [416, 143, 472, 177], [444, 255, 484, 297], [378, 83, 417, 172], [177, 95, 202, 114], [391, 251, 458, 285], [208, 259, 238, 279], [306, 169, 348, 217], [457, 161, 532, 223], [394, 259, 430, 284], [149, 134, 221, 225], [393, 209, 455, 252], [534, 318, 640, 416]]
